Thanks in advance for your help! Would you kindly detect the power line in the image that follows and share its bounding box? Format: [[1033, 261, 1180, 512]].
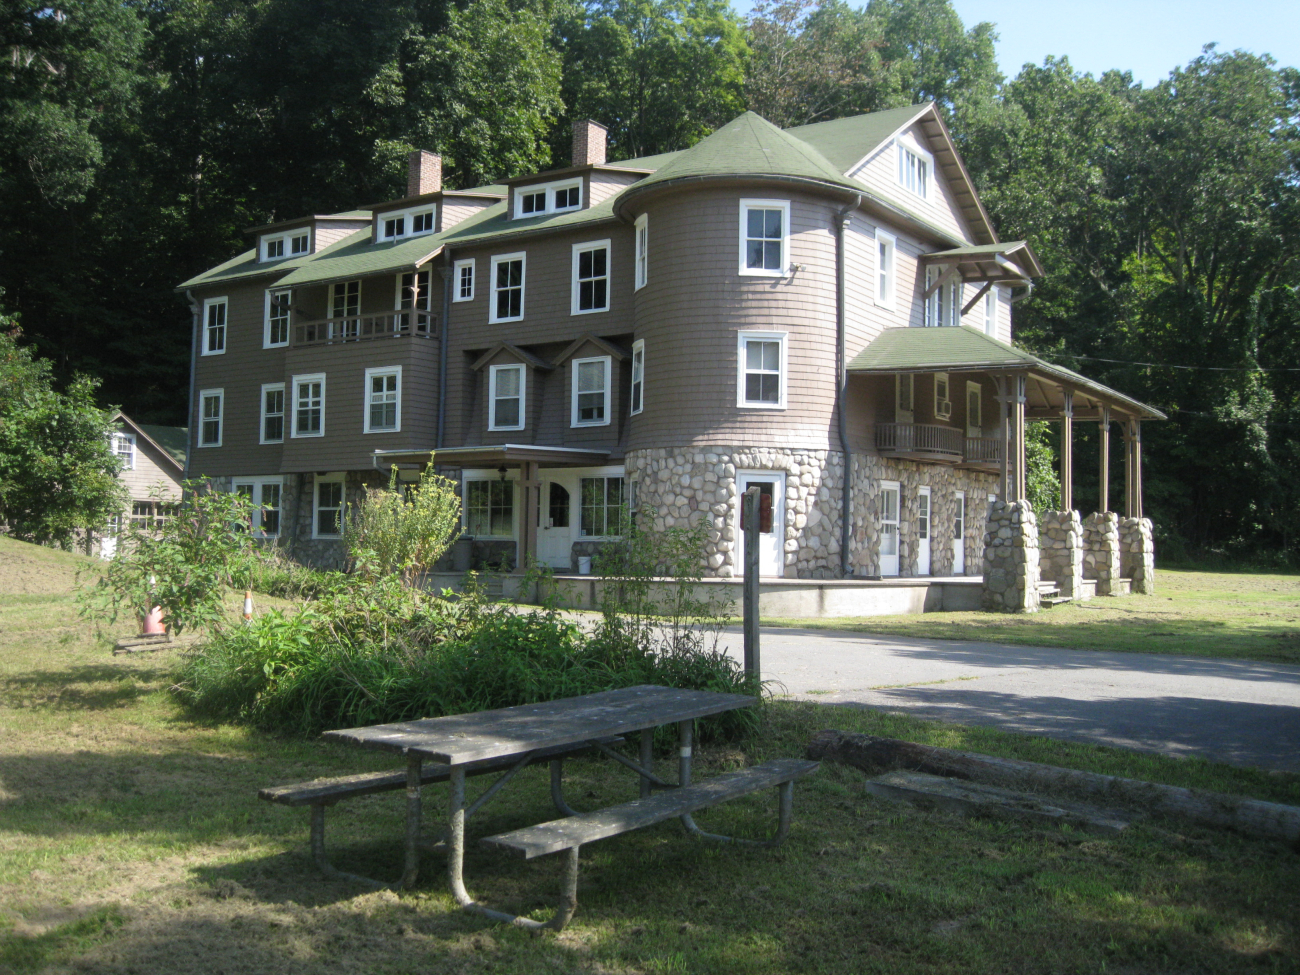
[[1039, 351, 1300, 373]]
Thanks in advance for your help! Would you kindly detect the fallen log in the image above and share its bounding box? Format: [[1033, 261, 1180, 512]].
[[807, 730, 1300, 846]]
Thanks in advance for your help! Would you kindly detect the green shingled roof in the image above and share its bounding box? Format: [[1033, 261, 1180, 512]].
[[275, 224, 446, 288], [138, 424, 189, 468], [847, 325, 1165, 418], [785, 105, 928, 172]]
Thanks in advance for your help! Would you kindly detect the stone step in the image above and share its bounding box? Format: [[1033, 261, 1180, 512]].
[[1041, 596, 1074, 607]]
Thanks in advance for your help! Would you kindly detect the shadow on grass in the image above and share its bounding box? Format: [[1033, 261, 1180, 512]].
[[0, 664, 174, 710]]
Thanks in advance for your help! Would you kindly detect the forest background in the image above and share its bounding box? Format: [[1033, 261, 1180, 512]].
[[1, 0, 1297, 563]]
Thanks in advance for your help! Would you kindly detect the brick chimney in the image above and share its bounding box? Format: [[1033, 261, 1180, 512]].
[[407, 150, 442, 197], [572, 119, 608, 167]]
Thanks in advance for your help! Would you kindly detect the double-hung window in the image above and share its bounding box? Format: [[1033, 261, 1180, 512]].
[[634, 214, 648, 290], [629, 340, 645, 416], [199, 389, 223, 446], [966, 381, 983, 437], [260, 230, 310, 262], [293, 373, 325, 437], [580, 476, 625, 537], [330, 280, 360, 320], [513, 179, 582, 218], [572, 240, 609, 314], [875, 231, 896, 309], [895, 374, 914, 423], [314, 475, 344, 538], [260, 383, 285, 443], [234, 478, 282, 537], [453, 259, 475, 302], [397, 270, 430, 333], [110, 432, 135, 469], [377, 205, 436, 242], [740, 199, 790, 276], [737, 332, 786, 409], [571, 356, 611, 427], [490, 253, 525, 323], [364, 367, 401, 433], [488, 364, 525, 431], [265, 289, 291, 347], [465, 479, 514, 537], [202, 298, 227, 355], [896, 135, 931, 200], [925, 268, 961, 327], [983, 287, 998, 335]]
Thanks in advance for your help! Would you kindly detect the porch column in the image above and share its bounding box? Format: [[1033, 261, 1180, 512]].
[[994, 375, 1009, 500], [1013, 373, 1028, 504], [517, 461, 540, 574], [1060, 390, 1073, 511], [1098, 406, 1111, 513], [1124, 418, 1143, 519]]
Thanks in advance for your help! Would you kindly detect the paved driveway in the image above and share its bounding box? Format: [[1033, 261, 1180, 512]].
[[717, 626, 1300, 772]]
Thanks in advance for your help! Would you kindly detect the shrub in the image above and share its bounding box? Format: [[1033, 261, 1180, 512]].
[[343, 467, 462, 582]]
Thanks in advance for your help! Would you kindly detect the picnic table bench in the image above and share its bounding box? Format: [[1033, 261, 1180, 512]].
[[259, 685, 818, 931]]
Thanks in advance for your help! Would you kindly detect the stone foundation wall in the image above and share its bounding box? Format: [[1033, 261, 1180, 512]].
[[982, 499, 1040, 612], [281, 470, 388, 570], [1120, 516, 1155, 595], [1039, 510, 1083, 597], [1083, 511, 1122, 596], [625, 446, 997, 579]]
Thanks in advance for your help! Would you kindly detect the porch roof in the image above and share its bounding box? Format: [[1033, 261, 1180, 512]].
[[847, 326, 1166, 420], [920, 241, 1044, 282], [372, 444, 612, 468]]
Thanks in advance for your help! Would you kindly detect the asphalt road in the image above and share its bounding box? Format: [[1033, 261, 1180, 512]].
[[717, 626, 1300, 772]]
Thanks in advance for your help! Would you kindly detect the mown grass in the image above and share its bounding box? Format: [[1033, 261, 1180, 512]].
[[1, 537, 1298, 974], [761, 568, 1300, 664]]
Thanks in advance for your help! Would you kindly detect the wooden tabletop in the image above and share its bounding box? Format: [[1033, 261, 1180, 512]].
[[321, 685, 757, 766]]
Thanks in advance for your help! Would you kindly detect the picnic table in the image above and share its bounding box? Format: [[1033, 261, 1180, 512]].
[[261, 684, 818, 931]]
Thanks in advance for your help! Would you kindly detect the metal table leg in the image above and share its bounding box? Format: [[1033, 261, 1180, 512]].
[[309, 754, 423, 890], [677, 719, 795, 847]]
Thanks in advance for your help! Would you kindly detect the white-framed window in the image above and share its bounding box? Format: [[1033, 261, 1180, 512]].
[[966, 381, 983, 438], [984, 287, 998, 335], [488, 363, 525, 431], [364, 366, 401, 433], [202, 297, 227, 355], [264, 289, 291, 347], [630, 340, 644, 416], [895, 134, 932, 200], [934, 372, 952, 420], [110, 432, 135, 469], [580, 476, 625, 538], [453, 259, 475, 302], [376, 204, 436, 242], [879, 480, 901, 576], [199, 389, 223, 447], [513, 178, 582, 219], [490, 253, 525, 323], [313, 474, 345, 538], [896, 374, 914, 423], [260, 383, 285, 444], [571, 356, 612, 427], [571, 240, 610, 315], [330, 280, 360, 319], [875, 230, 896, 309], [463, 477, 515, 537], [292, 373, 325, 438], [260, 229, 310, 262], [924, 268, 961, 327], [737, 331, 787, 409], [739, 199, 790, 276], [233, 478, 283, 537], [634, 213, 648, 290], [397, 270, 431, 333]]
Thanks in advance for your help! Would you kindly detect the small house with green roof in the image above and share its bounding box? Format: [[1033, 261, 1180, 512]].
[[177, 107, 1161, 612]]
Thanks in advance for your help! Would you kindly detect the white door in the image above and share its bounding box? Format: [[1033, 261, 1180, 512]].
[[953, 491, 966, 575], [537, 474, 577, 569], [737, 472, 785, 577], [100, 518, 119, 559], [917, 486, 932, 576], [879, 481, 900, 576]]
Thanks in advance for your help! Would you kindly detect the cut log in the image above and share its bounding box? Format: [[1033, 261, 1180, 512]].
[[807, 730, 1300, 845]]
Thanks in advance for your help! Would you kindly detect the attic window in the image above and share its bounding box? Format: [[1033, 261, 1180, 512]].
[[261, 230, 311, 262], [513, 179, 582, 219], [896, 135, 931, 200], [377, 205, 436, 242]]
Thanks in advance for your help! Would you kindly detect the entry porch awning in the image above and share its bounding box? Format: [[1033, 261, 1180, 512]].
[[372, 444, 613, 469]]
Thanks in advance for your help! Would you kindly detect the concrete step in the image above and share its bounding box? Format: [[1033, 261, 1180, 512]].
[[1041, 596, 1074, 607]]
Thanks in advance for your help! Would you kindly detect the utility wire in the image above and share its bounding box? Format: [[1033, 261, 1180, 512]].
[[1039, 351, 1300, 373]]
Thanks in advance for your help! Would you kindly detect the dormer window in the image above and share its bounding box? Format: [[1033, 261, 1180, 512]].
[[896, 134, 932, 201], [376, 205, 436, 243], [513, 178, 582, 219], [260, 229, 311, 262]]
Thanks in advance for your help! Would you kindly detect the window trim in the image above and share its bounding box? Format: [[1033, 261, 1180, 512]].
[[570, 239, 611, 316], [489, 252, 526, 323], [738, 198, 791, 278], [233, 477, 284, 538], [736, 331, 788, 410], [453, 259, 475, 302], [578, 474, 626, 540], [895, 133, 933, 201], [634, 213, 648, 290], [259, 382, 285, 444], [984, 286, 999, 335], [259, 228, 311, 262], [512, 178, 583, 219], [312, 473, 345, 539], [488, 363, 526, 432], [329, 280, 360, 320], [934, 372, 951, 420], [291, 372, 326, 439], [375, 204, 437, 243], [363, 366, 402, 435], [875, 230, 896, 310], [461, 472, 517, 539], [264, 288, 291, 348], [570, 355, 612, 428], [110, 432, 135, 470], [629, 339, 645, 416], [198, 388, 224, 447], [201, 297, 227, 356]]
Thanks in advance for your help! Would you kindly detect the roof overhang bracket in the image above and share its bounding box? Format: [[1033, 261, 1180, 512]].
[[922, 263, 961, 299], [961, 281, 993, 317]]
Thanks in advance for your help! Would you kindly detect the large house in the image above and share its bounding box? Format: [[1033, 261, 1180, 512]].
[[178, 105, 1161, 607], [99, 412, 187, 558]]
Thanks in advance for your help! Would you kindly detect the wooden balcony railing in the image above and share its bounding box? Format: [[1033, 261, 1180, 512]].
[[963, 437, 1004, 468], [293, 311, 435, 347], [875, 423, 964, 462]]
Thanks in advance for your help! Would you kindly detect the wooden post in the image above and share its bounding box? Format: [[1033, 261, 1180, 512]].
[[1133, 419, 1143, 519], [1060, 390, 1073, 512], [994, 376, 1009, 501], [518, 461, 540, 573], [742, 486, 761, 680], [1098, 407, 1110, 513], [1014, 374, 1027, 504]]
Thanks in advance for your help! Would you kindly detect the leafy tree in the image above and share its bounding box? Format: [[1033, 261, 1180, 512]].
[[868, 0, 999, 113]]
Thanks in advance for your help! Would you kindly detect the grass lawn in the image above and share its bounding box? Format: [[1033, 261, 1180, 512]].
[[1, 537, 1298, 974], [762, 568, 1300, 664]]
